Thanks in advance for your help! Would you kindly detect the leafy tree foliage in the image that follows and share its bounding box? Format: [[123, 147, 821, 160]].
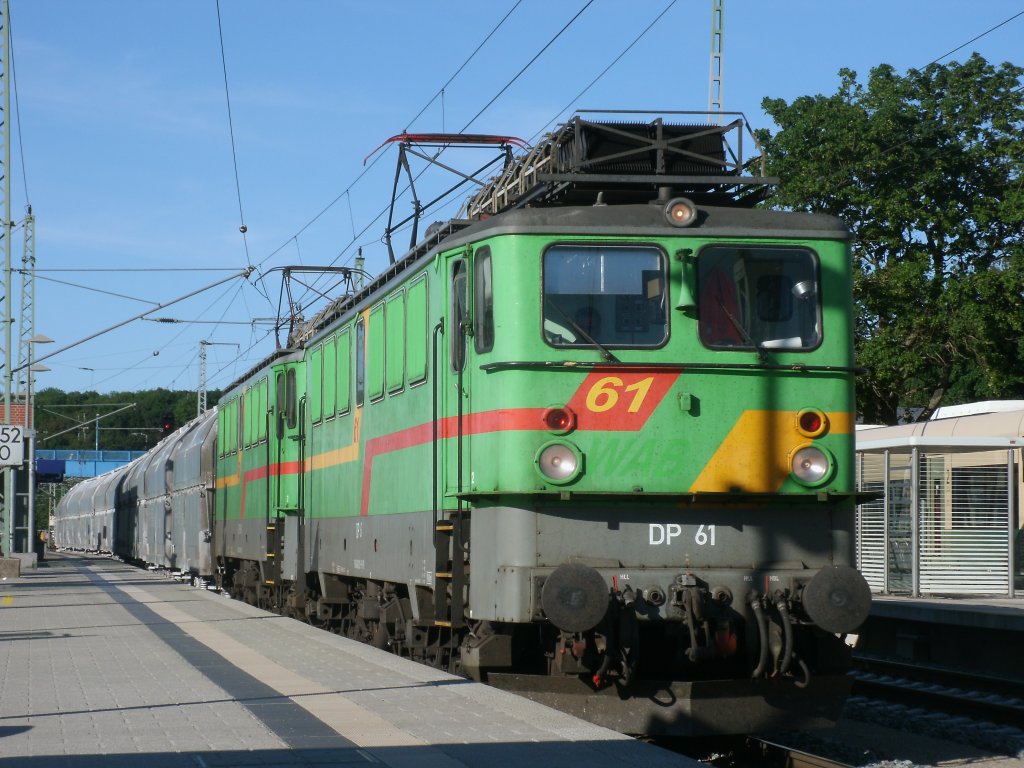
[[758, 54, 1024, 423], [33, 387, 220, 452]]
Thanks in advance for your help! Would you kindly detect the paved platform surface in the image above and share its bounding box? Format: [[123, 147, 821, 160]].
[[0, 553, 697, 767], [870, 591, 1024, 631]]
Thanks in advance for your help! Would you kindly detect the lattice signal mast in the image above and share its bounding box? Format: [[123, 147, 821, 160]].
[[18, 206, 35, 409], [1, 0, 12, 557], [197, 340, 238, 417], [708, 0, 724, 124]]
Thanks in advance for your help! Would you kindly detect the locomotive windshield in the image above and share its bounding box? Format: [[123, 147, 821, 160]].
[[543, 245, 667, 348], [697, 246, 821, 351]]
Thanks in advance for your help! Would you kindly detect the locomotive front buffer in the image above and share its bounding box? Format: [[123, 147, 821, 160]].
[[484, 559, 871, 736]]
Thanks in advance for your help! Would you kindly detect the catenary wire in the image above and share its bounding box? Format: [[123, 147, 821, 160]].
[[255, 1, 526, 271], [215, 0, 271, 304], [813, 7, 1024, 190], [924, 9, 1024, 67], [209, 329, 275, 389], [94, 276, 249, 390], [81, 5, 290, 389], [530, 0, 678, 144], [34, 274, 159, 305], [459, 0, 594, 132], [293, 1, 597, 308], [404, 0, 524, 131], [293, 4, 1019, 349], [32, 268, 240, 273], [8, 7, 30, 206], [142, 278, 252, 390]]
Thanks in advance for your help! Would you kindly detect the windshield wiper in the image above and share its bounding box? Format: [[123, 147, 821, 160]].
[[545, 299, 619, 363], [717, 298, 768, 363]]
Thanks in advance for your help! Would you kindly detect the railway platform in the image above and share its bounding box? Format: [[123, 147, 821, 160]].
[[0, 553, 697, 768], [870, 592, 1024, 630], [860, 592, 1024, 680]]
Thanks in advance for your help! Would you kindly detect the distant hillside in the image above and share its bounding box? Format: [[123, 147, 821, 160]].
[[32, 387, 221, 452]]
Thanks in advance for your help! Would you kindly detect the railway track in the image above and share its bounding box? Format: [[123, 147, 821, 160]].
[[670, 656, 1024, 765], [843, 654, 1024, 759], [651, 653, 1024, 765], [730, 737, 854, 768], [658, 735, 854, 767], [851, 654, 1024, 728]]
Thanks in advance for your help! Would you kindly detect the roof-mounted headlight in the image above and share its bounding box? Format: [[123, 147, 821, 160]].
[[665, 197, 698, 227]]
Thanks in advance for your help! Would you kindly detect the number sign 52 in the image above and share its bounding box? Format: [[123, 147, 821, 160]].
[[0, 424, 25, 466]]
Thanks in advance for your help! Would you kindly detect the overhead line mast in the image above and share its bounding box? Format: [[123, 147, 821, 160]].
[[1, 0, 11, 557], [17, 206, 34, 407], [197, 340, 238, 417], [708, 0, 724, 123]]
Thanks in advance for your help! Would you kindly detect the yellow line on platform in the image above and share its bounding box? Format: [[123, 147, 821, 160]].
[[109, 580, 425, 749]]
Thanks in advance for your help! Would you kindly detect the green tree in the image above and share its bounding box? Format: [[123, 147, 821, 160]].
[[758, 53, 1024, 423], [34, 387, 220, 452]]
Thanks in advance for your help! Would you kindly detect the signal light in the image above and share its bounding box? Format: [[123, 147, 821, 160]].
[[162, 413, 174, 436], [796, 409, 828, 438], [800, 412, 821, 432], [542, 406, 576, 433]]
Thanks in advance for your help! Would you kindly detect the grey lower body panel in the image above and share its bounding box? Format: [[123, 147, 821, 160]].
[[304, 511, 435, 587], [216, 512, 437, 589], [220, 517, 268, 562]]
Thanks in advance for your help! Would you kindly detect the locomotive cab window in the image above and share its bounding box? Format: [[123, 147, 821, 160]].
[[276, 372, 286, 438], [286, 368, 297, 429], [450, 260, 469, 371], [474, 247, 494, 354], [543, 245, 667, 348], [310, 345, 323, 424], [697, 246, 821, 351], [257, 377, 268, 441], [355, 318, 365, 408]]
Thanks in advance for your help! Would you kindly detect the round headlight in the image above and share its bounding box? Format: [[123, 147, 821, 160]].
[[536, 441, 583, 484], [665, 197, 698, 227], [791, 445, 832, 485]]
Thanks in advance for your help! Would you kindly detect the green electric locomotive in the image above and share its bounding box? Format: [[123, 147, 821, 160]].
[[213, 114, 871, 736]]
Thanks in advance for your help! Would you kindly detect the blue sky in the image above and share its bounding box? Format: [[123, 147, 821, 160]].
[[7, 0, 1022, 396]]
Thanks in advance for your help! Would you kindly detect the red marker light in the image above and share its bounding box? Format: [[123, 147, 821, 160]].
[[543, 407, 576, 433], [797, 409, 828, 437], [800, 411, 821, 433]]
